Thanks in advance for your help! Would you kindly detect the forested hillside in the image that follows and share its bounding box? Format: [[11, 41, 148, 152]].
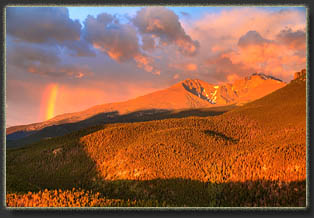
[[6, 76, 306, 207]]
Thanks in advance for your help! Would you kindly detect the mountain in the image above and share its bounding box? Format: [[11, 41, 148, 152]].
[[6, 73, 286, 146], [182, 73, 285, 105], [6, 70, 306, 207], [78, 73, 305, 182]]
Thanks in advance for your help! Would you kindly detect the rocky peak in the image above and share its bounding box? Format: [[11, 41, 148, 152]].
[[293, 69, 306, 81], [248, 73, 283, 82], [180, 79, 218, 104]]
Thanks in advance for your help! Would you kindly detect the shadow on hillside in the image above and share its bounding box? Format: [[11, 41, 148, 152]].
[[7, 106, 236, 148], [90, 178, 306, 207], [6, 129, 306, 208], [7, 175, 306, 207], [203, 130, 239, 144]]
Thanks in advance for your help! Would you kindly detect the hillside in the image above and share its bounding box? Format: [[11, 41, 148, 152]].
[[6, 73, 285, 146], [6, 71, 306, 207], [6, 106, 237, 148], [79, 78, 305, 183]]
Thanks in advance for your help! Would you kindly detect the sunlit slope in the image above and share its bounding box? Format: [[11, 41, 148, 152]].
[[49, 82, 215, 122], [6, 81, 213, 136], [7, 74, 285, 137], [80, 79, 306, 183], [6, 78, 306, 207], [224, 78, 306, 127]]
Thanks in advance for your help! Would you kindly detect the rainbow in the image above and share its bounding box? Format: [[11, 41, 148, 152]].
[[40, 83, 59, 121]]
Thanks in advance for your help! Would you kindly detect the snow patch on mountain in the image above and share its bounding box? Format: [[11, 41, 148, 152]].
[[181, 72, 285, 105], [201, 88, 216, 104], [249, 73, 283, 82]]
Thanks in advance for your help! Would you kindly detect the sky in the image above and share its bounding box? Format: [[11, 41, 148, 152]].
[[6, 6, 306, 127]]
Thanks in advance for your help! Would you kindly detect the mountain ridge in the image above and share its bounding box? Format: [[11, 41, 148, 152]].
[[78, 71, 305, 183], [6, 70, 306, 207], [6, 72, 286, 138]]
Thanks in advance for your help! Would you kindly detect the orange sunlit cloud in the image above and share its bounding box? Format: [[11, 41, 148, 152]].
[[134, 54, 155, 73], [170, 63, 198, 73], [186, 63, 198, 71], [186, 7, 305, 48], [223, 42, 306, 80], [181, 7, 306, 81]]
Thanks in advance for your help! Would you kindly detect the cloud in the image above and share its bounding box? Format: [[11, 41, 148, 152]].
[[276, 28, 306, 51], [27, 63, 92, 79], [187, 8, 305, 45], [6, 7, 95, 57], [169, 62, 198, 73], [238, 30, 272, 47], [154, 71, 161, 76], [133, 7, 199, 56], [134, 54, 153, 72], [223, 29, 306, 81], [7, 42, 60, 69], [7, 42, 93, 78], [182, 8, 306, 82], [203, 54, 255, 82], [6, 7, 81, 43], [185, 63, 198, 72], [84, 14, 139, 62], [141, 34, 156, 51], [64, 39, 96, 57], [180, 11, 190, 18], [84, 13, 158, 74]]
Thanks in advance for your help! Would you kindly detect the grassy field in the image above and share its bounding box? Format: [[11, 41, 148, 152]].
[[6, 78, 306, 207]]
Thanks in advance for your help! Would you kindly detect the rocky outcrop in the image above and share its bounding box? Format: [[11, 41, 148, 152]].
[[181, 73, 286, 106], [294, 69, 306, 81]]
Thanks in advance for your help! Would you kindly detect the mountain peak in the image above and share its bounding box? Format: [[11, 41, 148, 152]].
[[248, 73, 283, 82], [177, 78, 218, 104], [7, 72, 290, 145], [180, 78, 203, 85]]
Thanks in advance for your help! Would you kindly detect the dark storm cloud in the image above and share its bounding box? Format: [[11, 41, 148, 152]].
[[64, 39, 96, 57], [238, 30, 272, 47], [7, 42, 91, 78], [83, 13, 158, 74], [6, 7, 81, 43], [276, 28, 306, 50], [239, 28, 305, 51], [84, 13, 140, 62], [141, 34, 156, 51], [7, 42, 60, 69], [6, 7, 95, 57], [204, 55, 255, 82], [133, 7, 199, 56]]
